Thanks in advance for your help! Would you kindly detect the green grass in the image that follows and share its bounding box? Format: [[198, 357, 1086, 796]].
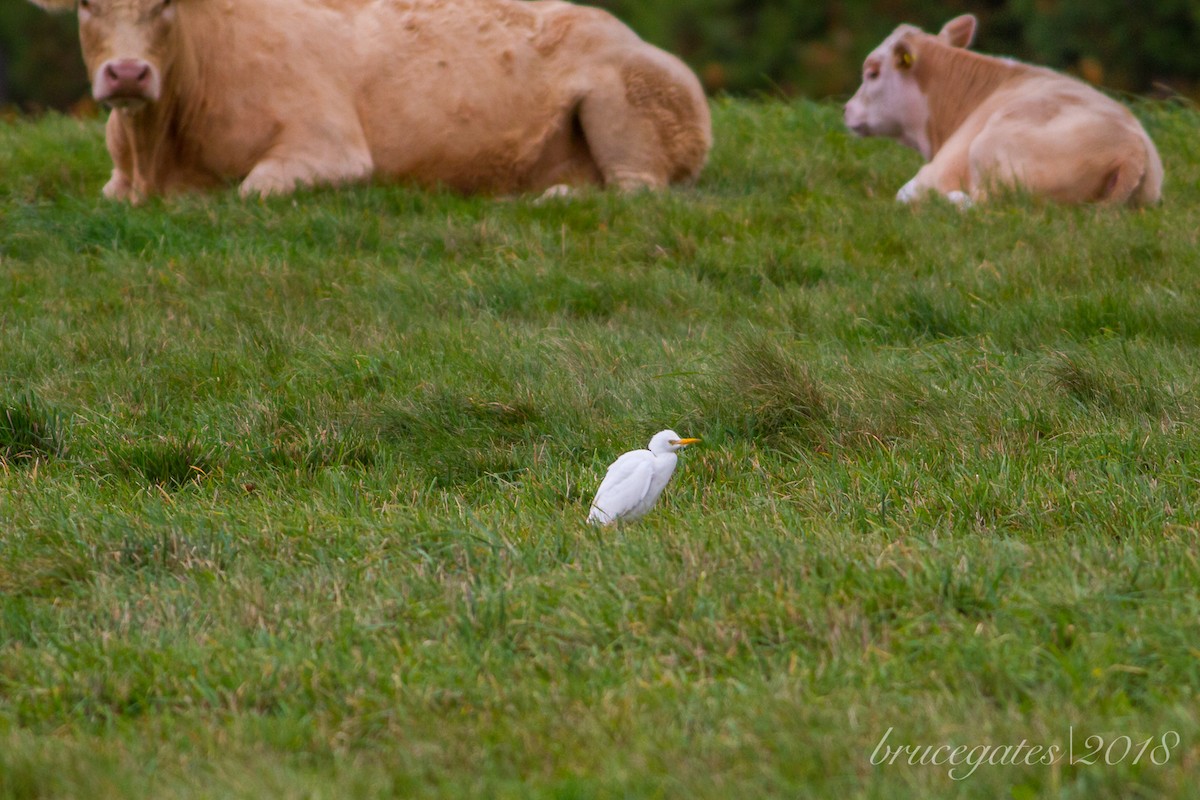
[[2, 98, 1200, 798]]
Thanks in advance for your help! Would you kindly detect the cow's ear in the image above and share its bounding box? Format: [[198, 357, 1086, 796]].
[[25, 0, 77, 10], [893, 41, 916, 71], [938, 14, 977, 49]]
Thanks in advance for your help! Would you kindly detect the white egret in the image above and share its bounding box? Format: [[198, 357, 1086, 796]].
[[587, 430, 700, 525]]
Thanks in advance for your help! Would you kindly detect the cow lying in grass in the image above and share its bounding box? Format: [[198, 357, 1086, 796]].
[[28, 0, 712, 202], [844, 14, 1163, 207]]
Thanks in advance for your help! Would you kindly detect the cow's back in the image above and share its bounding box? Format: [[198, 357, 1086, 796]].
[[958, 72, 1163, 205], [354, 0, 709, 192]]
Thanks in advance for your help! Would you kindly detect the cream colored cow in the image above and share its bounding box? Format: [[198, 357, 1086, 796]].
[[28, 0, 712, 202], [844, 15, 1162, 206]]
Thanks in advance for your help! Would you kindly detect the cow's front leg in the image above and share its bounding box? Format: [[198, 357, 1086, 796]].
[[102, 169, 138, 203], [102, 113, 139, 202], [896, 160, 971, 206], [239, 160, 308, 198], [895, 160, 943, 202], [898, 179, 974, 208], [239, 159, 329, 198], [240, 150, 373, 198]]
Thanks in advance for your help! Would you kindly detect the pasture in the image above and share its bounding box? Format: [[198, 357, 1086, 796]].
[[2, 99, 1200, 798]]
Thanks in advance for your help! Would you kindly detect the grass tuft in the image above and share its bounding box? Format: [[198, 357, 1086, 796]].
[[0, 392, 67, 465], [106, 435, 218, 488], [721, 336, 829, 442], [1049, 351, 1163, 415], [265, 424, 377, 473]]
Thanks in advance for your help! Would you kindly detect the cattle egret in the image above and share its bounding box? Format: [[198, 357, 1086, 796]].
[[587, 430, 700, 525]]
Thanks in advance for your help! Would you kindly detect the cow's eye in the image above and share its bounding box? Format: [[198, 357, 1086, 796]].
[[78, 0, 90, 10]]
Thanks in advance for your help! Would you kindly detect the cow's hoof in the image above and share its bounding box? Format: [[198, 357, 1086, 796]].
[[946, 190, 974, 209], [102, 173, 135, 203], [895, 179, 921, 204], [239, 178, 288, 199], [535, 184, 574, 204]]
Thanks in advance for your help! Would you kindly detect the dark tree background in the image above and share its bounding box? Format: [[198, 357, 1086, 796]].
[[2, 0, 1198, 113], [0, 2, 88, 111], [593, 0, 1200, 98]]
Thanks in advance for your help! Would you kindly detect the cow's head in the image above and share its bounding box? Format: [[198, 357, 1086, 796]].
[[844, 15, 977, 157], [28, 0, 181, 110]]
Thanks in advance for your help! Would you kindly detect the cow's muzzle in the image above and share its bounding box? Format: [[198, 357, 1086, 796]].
[[94, 58, 161, 108], [843, 103, 871, 138]]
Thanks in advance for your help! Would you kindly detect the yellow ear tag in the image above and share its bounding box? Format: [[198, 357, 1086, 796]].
[[900, 52, 914, 68]]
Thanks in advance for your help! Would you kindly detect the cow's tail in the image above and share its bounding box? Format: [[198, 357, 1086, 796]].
[[1103, 136, 1164, 206]]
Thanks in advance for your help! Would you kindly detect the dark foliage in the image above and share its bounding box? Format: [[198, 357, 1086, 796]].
[[5, 2, 1198, 109]]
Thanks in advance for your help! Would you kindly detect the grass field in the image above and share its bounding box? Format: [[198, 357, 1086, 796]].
[[2, 98, 1200, 798]]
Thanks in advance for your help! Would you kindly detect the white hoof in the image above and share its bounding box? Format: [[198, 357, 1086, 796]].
[[946, 190, 974, 209], [895, 179, 922, 204], [535, 184, 574, 204], [102, 171, 136, 203]]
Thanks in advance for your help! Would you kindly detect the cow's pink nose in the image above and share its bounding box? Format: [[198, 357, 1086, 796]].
[[96, 58, 158, 103], [104, 59, 152, 89]]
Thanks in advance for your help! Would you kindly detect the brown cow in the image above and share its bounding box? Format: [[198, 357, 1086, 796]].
[[27, 0, 712, 202], [844, 15, 1162, 207]]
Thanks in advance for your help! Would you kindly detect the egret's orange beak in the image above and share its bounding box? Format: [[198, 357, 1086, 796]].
[[671, 438, 701, 446]]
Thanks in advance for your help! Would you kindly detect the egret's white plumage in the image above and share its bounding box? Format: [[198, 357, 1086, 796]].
[[587, 430, 700, 525]]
